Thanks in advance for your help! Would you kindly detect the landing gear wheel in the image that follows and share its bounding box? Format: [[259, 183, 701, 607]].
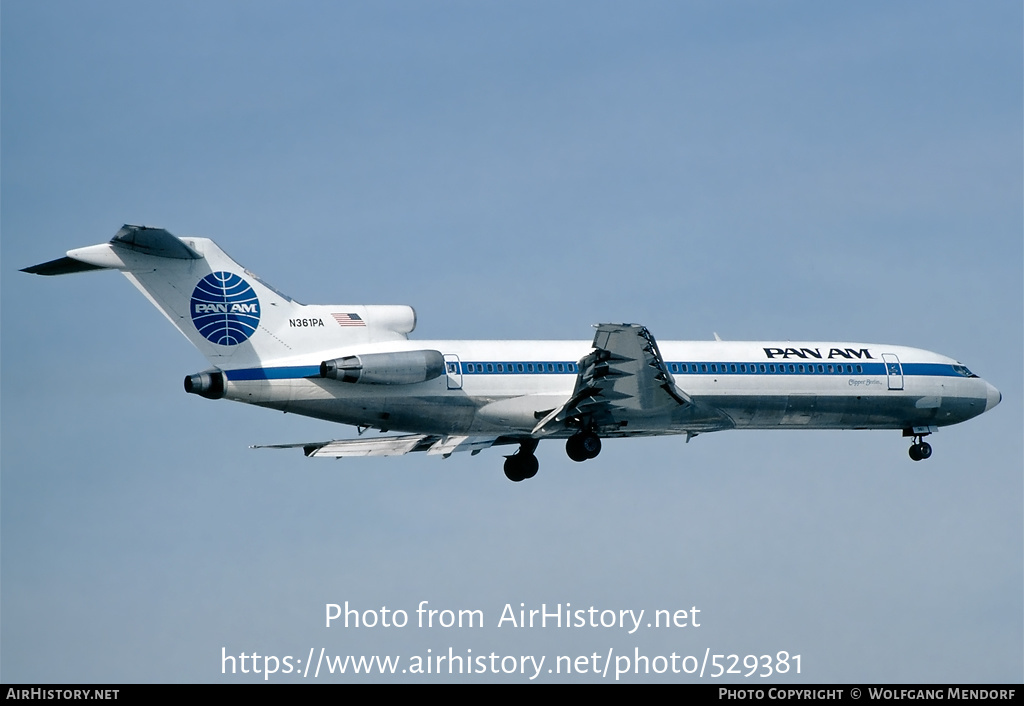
[[504, 452, 539, 482], [566, 432, 601, 461], [566, 435, 588, 462], [908, 441, 933, 461], [503, 456, 524, 482]]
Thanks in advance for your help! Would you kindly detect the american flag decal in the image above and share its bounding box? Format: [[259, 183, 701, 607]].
[[332, 313, 366, 327]]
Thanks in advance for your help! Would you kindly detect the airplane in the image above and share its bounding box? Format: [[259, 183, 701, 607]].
[[22, 225, 1002, 481]]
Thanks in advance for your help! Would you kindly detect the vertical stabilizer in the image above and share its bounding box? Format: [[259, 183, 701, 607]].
[[22, 225, 419, 369]]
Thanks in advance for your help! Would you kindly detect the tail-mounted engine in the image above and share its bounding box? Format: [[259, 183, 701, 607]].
[[184, 371, 226, 399], [320, 350, 445, 385]]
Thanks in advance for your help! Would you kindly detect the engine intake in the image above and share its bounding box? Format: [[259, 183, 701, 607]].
[[320, 350, 445, 385]]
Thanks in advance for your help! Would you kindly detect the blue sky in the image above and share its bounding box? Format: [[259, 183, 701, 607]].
[[3, 1, 1021, 682]]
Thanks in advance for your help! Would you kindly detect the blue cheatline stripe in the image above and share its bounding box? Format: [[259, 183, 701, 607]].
[[225, 365, 321, 381], [459, 361, 578, 375], [222, 361, 968, 382], [458, 361, 965, 377], [901, 363, 962, 376]]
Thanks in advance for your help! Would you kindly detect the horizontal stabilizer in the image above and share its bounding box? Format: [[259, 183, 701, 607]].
[[22, 224, 203, 277], [21, 257, 107, 276], [110, 225, 202, 259]]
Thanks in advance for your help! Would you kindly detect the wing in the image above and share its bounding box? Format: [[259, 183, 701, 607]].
[[254, 434, 510, 458], [533, 323, 694, 436]]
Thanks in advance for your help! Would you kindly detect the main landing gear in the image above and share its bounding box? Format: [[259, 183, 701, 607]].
[[503, 432, 604, 482], [504, 439, 539, 482], [565, 431, 601, 463]]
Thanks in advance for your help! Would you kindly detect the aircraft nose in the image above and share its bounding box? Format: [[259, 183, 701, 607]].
[[985, 381, 1002, 412]]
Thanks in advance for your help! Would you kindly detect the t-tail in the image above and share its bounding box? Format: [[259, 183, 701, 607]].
[[22, 225, 419, 379]]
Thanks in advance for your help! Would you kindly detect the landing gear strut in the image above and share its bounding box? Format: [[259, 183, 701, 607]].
[[504, 439, 539, 482], [565, 431, 601, 462], [908, 435, 933, 462]]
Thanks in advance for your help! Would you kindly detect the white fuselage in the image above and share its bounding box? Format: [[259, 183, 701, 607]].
[[23, 227, 1000, 468], [221, 338, 1000, 439]]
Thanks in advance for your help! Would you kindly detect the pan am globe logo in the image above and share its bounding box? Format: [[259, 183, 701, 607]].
[[190, 272, 261, 346]]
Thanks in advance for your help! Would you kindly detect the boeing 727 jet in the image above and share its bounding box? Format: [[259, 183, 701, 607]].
[[23, 225, 1002, 481]]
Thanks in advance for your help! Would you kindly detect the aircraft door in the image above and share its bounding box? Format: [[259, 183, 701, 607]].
[[882, 353, 904, 390], [444, 354, 463, 390]]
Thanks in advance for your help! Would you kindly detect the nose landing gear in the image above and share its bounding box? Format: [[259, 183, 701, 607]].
[[903, 427, 935, 462], [908, 436, 933, 461]]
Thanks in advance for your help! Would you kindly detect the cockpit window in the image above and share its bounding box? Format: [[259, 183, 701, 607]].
[[952, 365, 977, 378]]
